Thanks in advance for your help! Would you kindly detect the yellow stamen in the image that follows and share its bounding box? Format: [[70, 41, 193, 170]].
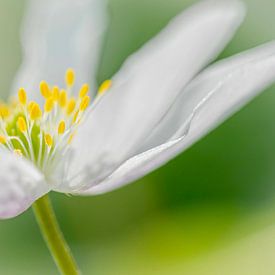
[[72, 110, 79, 124], [58, 120, 66, 135], [68, 133, 75, 144], [0, 135, 6, 144], [44, 133, 53, 147], [40, 81, 52, 98], [66, 98, 76, 115], [0, 69, 92, 168], [52, 86, 60, 101], [17, 116, 27, 132], [18, 88, 27, 105], [0, 104, 10, 118], [59, 90, 67, 108], [79, 95, 90, 111], [28, 101, 36, 113], [30, 103, 42, 120], [14, 149, 22, 156], [98, 79, 112, 94], [65, 68, 75, 87], [79, 84, 89, 98], [44, 97, 54, 113]]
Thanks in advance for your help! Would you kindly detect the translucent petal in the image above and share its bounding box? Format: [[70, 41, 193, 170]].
[[12, 0, 107, 102], [76, 41, 275, 194], [55, 0, 246, 191], [140, 41, 275, 151], [0, 149, 48, 219]]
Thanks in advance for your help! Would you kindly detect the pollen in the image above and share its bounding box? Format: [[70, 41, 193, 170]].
[[17, 116, 27, 133], [59, 90, 67, 108], [44, 134, 53, 147], [0, 104, 9, 118], [79, 95, 90, 111], [0, 135, 6, 144], [28, 101, 36, 113], [58, 120, 66, 135], [79, 84, 89, 98], [66, 98, 76, 115], [66, 68, 75, 87], [44, 98, 54, 113], [18, 88, 27, 105], [30, 103, 42, 120], [52, 86, 60, 101], [0, 69, 92, 173], [98, 79, 112, 94], [40, 81, 52, 98]]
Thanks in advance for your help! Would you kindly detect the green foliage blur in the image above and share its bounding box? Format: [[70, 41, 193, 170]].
[[1, 0, 275, 274]]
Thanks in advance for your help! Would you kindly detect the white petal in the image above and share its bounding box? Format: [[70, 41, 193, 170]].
[[77, 41, 275, 194], [0, 150, 48, 219], [12, 0, 107, 101], [75, 138, 183, 195], [140, 40, 275, 151], [61, 0, 245, 191]]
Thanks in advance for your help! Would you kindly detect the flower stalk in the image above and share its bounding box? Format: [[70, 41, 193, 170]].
[[32, 194, 80, 275]]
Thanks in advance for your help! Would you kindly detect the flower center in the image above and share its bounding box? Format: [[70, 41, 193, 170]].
[[0, 69, 111, 175]]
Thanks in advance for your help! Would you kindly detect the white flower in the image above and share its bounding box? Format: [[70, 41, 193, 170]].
[[1, 0, 275, 219]]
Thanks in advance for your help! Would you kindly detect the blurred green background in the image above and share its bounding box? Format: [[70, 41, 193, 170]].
[[1, 0, 275, 274]]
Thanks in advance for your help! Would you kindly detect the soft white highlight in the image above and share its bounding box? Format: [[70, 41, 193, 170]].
[[2, 0, 275, 218]]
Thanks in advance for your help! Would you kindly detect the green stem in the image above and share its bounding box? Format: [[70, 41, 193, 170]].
[[32, 194, 80, 275]]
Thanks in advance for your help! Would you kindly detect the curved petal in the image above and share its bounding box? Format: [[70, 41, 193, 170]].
[[140, 40, 275, 151], [61, 0, 246, 191], [12, 0, 107, 102], [0, 150, 48, 219], [76, 41, 275, 195], [74, 138, 184, 195]]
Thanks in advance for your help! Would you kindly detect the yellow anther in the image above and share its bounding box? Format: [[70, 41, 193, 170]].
[[78, 84, 89, 98], [0, 70, 93, 165], [14, 149, 22, 156], [28, 101, 36, 113], [58, 120, 66, 135], [98, 79, 112, 94], [79, 95, 90, 111], [44, 97, 54, 113], [40, 81, 52, 98], [30, 103, 42, 120], [17, 116, 27, 133], [59, 90, 67, 108], [66, 98, 76, 115], [0, 135, 6, 144], [68, 133, 75, 144], [72, 110, 79, 124], [0, 104, 10, 118], [52, 86, 60, 101], [65, 68, 75, 87], [44, 133, 53, 147], [18, 88, 27, 105]]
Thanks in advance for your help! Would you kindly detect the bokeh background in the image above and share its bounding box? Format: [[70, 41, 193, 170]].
[[1, 0, 275, 274]]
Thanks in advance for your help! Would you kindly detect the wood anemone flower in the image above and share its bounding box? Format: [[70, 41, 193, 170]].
[[1, 0, 275, 220]]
